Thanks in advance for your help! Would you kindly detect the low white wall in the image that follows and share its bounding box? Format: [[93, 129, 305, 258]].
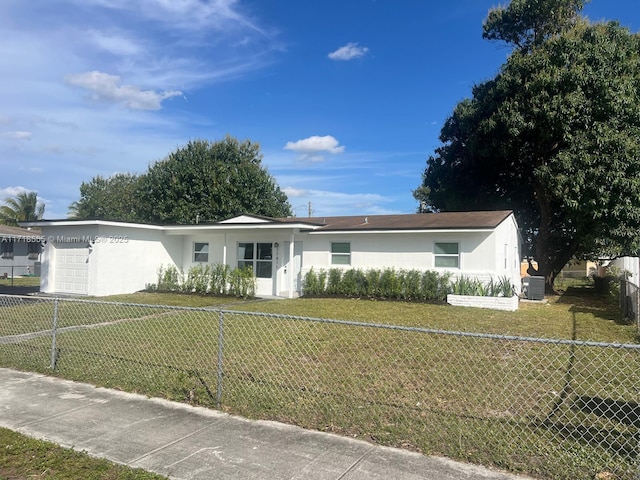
[[447, 294, 519, 312]]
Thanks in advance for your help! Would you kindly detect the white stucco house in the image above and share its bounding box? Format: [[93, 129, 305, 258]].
[[0, 225, 43, 278], [21, 210, 522, 298]]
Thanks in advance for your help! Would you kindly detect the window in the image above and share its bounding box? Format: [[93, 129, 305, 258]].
[[238, 242, 273, 279], [1, 240, 14, 259], [331, 242, 351, 265], [27, 241, 41, 260], [434, 242, 459, 268], [193, 242, 209, 262]]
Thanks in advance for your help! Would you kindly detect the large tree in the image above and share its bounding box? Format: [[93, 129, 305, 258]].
[[0, 191, 45, 226], [137, 136, 291, 223], [71, 136, 292, 224], [415, 1, 640, 290], [69, 173, 140, 221]]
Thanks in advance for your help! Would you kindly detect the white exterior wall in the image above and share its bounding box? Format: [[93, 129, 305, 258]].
[[39, 225, 182, 296], [492, 214, 522, 293], [39, 225, 99, 295], [609, 257, 640, 286], [92, 225, 182, 296], [0, 240, 41, 276], [299, 231, 498, 279], [299, 214, 521, 295]]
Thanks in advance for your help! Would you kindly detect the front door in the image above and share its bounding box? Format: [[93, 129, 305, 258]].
[[238, 242, 273, 296]]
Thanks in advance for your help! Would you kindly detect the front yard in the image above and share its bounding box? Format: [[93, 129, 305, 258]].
[[0, 284, 637, 479]]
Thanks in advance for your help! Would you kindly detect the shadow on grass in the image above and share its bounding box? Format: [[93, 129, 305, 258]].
[[554, 286, 630, 325]]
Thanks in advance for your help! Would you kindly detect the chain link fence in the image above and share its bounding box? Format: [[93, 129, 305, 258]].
[[0, 294, 638, 479]]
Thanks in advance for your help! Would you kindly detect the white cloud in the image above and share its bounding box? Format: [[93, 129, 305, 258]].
[[0, 186, 30, 199], [284, 135, 345, 161], [66, 71, 183, 110], [2, 131, 31, 140], [87, 30, 142, 56], [328, 42, 369, 61]]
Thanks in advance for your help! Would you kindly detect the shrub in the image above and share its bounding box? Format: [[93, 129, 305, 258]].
[[183, 264, 210, 294], [340, 268, 367, 296], [156, 265, 182, 292], [451, 276, 515, 297], [301, 267, 455, 302], [210, 264, 231, 295], [325, 268, 343, 295], [303, 268, 324, 296], [228, 266, 255, 298]]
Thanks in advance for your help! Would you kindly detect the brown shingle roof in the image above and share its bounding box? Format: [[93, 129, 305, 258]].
[[0, 225, 42, 238], [279, 210, 514, 231]]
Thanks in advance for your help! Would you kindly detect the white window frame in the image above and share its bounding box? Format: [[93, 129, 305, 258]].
[[434, 242, 459, 269], [237, 242, 273, 279], [193, 242, 209, 263], [331, 242, 351, 266]]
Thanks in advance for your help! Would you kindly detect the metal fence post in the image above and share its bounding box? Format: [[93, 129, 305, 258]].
[[636, 283, 640, 333], [50, 298, 59, 369], [216, 310, 224, 409]]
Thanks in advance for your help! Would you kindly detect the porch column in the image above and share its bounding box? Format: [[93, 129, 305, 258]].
[[222, 234, 227, 266], [288, 232, 295, 298]]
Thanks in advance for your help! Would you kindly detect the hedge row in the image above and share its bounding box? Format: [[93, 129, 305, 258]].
[[303, 268, 515, 301], [303, 267, 453, 301], [147, 264, 256, 298]]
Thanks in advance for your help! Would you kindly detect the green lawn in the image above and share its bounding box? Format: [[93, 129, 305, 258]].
[[0, 287, 638, 480], [0, 427, 167, 480], [0, 275, 40, 287]]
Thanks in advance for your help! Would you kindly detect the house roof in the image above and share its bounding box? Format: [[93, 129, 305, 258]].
[[21, 210, 515, 234], [0, 224, 42, 238], [278, 210, 514, 232]]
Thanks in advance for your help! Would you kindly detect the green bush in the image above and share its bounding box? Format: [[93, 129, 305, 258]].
[[210, 264, 231, 295], [183, 263, 210, 294], [228, 266, 256, 298], [152, 263, 255, 298], [155, 265, 182, 292], [302, 267, 452, 302], [451, 276, 515, 297], [326, 268, 343, 295]]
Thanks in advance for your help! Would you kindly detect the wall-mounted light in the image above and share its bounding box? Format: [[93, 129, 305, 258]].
[[274, 242, 279, 248]]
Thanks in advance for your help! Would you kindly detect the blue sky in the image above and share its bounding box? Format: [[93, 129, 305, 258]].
[[1, 0, 639, 220]]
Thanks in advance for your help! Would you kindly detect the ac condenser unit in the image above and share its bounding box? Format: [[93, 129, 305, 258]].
[[523, 276, 545, 300]]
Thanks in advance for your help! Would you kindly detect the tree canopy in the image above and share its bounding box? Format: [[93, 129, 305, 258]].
[[0, 191, 45, 226], [483, 0, 587, 50], [70, 136, 292, 224], [415, 1, 640, 290], [69, 173, 140, 222]]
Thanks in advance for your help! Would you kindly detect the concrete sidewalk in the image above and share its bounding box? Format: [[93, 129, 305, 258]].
[[0, 368, 531, 480]]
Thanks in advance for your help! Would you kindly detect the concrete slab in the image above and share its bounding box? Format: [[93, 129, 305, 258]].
[[0, 368, 532, 480]]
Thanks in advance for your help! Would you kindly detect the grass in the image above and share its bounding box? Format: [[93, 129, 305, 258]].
[[0, 275, 40, 287], [0, 286, 638, 480], [0, 427, 167, 480]]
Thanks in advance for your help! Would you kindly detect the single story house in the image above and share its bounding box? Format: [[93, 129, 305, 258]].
[[21, 210, 522, 298], [0, 225, 43, 278]]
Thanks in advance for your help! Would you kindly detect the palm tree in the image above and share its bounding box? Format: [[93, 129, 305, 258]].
[[0, 191, 45, 226]]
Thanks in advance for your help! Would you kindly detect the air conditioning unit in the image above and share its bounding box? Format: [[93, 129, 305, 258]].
[[523, 276, 545, 300]]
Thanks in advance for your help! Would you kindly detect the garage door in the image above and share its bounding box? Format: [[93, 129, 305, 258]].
[[54, 243, 89, 294]]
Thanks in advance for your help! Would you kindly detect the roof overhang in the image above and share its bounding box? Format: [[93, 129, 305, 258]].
[[305, 228, 496, 235], [20, 220, 165, 230]]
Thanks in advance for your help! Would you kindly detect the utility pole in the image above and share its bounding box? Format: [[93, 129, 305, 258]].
[[308, 202, 312, 217]]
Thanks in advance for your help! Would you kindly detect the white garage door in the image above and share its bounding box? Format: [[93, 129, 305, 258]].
[[54, 243, 89, 295]]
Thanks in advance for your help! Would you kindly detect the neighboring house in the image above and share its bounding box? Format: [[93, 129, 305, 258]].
[[0, 225, 43, 278], [558, 259, 598, 279], [606, 256, 640, 286], [21, 210, 522, 297]]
